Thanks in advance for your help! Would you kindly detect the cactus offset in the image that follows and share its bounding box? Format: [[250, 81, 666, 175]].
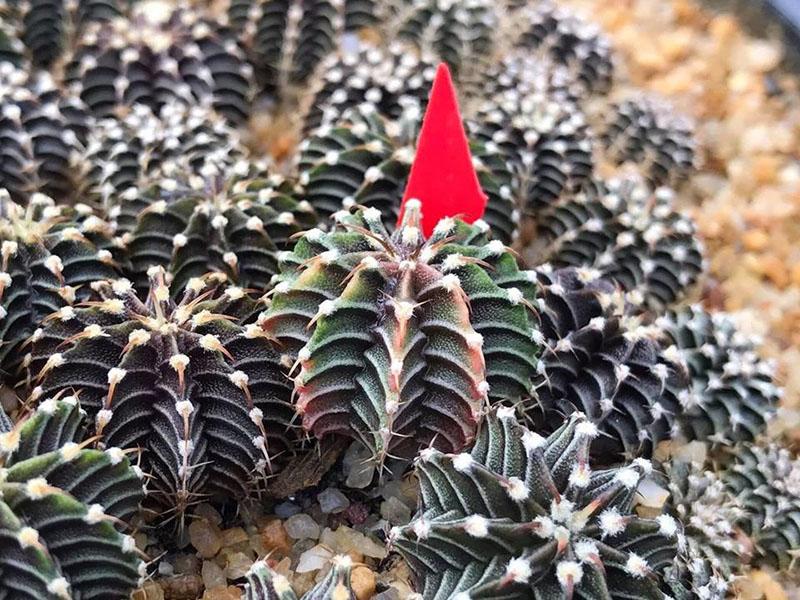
[[601, 96, 697, 189], [27, 268, 295, 523], [0, 396, 144, 599], [0, 193, 121, 383], [533, 176, 704, 310], [391, 410, 679, 599], [243, 555, 356, 599], [298, 105, 519, 242], [262, 203, 539, 472], [65, 3, 253, 123], [723, 443, 800, 571], [657, 305, 779, 445], [531, 267, 682, 462]]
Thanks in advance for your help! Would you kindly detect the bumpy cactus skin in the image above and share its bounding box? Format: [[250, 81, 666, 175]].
[[658, 305, 779, 445], [243, 555, 356, 600], [0, 396, 144, 599], [601, 97, 697, 188], [0, 194, 120, 381], [723, 444, 800, 571], [298, 105, 519, 242], [532, 267, 681, 462], [533, 176, 704, 310], [28, 268, 295, 521], [262, 203, 539, 470], [391, 410, 679, 599]]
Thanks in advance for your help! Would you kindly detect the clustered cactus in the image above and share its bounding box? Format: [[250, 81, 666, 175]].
[[0, 0, 798, 598]]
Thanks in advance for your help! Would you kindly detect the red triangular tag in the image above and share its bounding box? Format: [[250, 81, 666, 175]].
[[398, 63, 487, 236]]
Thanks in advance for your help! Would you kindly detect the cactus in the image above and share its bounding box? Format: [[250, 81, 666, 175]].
[[0, 69, 89, 204], [298, 105, 519, 243], [533, 176, 704, 310], [229, 0, 377, 101], [82, 102, 247, 213], [243, 555, 356, 599], [64, 2, 254, 124], [0, 0, 125, 68], [391, 410, 679, 599], [531, 267, 682, 462], [27, 267, 296, 523], [261, 202, 540, 472], [0, 395, 145, 599], [601, 97, 697, 189], [467, 71, 594, 214], [120, 167, 317, 293], [657, 305, 779, 445], [510, 2, 614, 96], [0, 193, 121, 383], [663, 461, 745, 600], [381, 0, 496, 84], [723, 443, 800, 571], [303, 43, 437, 134]]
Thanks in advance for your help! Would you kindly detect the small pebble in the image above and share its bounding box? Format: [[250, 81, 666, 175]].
[[173, 553, 199, 575], [285, 513, 321, 540], [380, 496, 411, 525], [221, 527, 249, 548], [189, 520, 223, 559], [318, 487, 350, 514], [260, 519, 292, 556], [202, 586, 242, 600], [202, 560, 226, 590], [225, 551, 253, 580], [274, 501, 301, 519], [296, 545, 334, 573], [351, 566, 377, 600]]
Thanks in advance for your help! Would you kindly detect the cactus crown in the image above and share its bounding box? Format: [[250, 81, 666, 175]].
[[0, 396, 144, 599], [27, 268, 295, 523], [262, 202, 540, 474], [243, 554, 356, 600], [658, 305, 779, 445], [391, 410, 678, 599]]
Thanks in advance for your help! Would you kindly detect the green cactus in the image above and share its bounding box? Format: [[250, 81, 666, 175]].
[[298, 105, 519, 243], [261, 202, 540, 473], [64, 2, 254, 124], [391, 410, 679, 599], [531, 266, 682, 462], [657, 305, 779, 445], [601, 96, 697, 189], [533, 176, 705, 310], [0, 193, 121, 383], [723, 443, 800, 571], [0, 395, 145, 599], [26, 267, 296, 523], [243, 555, 356, 599]]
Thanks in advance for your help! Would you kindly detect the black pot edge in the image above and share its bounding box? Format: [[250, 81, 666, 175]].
[[765, 0, 800, 47]]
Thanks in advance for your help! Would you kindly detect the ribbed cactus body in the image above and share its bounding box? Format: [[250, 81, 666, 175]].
[[65, 4, 253, 123], [122, 170, 317, 293], [658, 305, 779, 445], [231, 0, 376, 100], [0, 396, 144, 599], [0, 194, 120, 382], [0, 20, 25, 66], [511, 2, 613, 96], [0, 69, 88, 203], [391, 410, 679, 599], [298, 106, 518, 242], [532, 267, 681, 462], [723, 444, 800, 570], [82, 102, 246, 212], [533, 176, 704, 310], [262, 204, 539, 471], [601, 97, 697, 188], [28, 268, 295, 521], [303, 43, 437, 134], [243, 555, 356, 600], [664, 461, 743, 600]]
